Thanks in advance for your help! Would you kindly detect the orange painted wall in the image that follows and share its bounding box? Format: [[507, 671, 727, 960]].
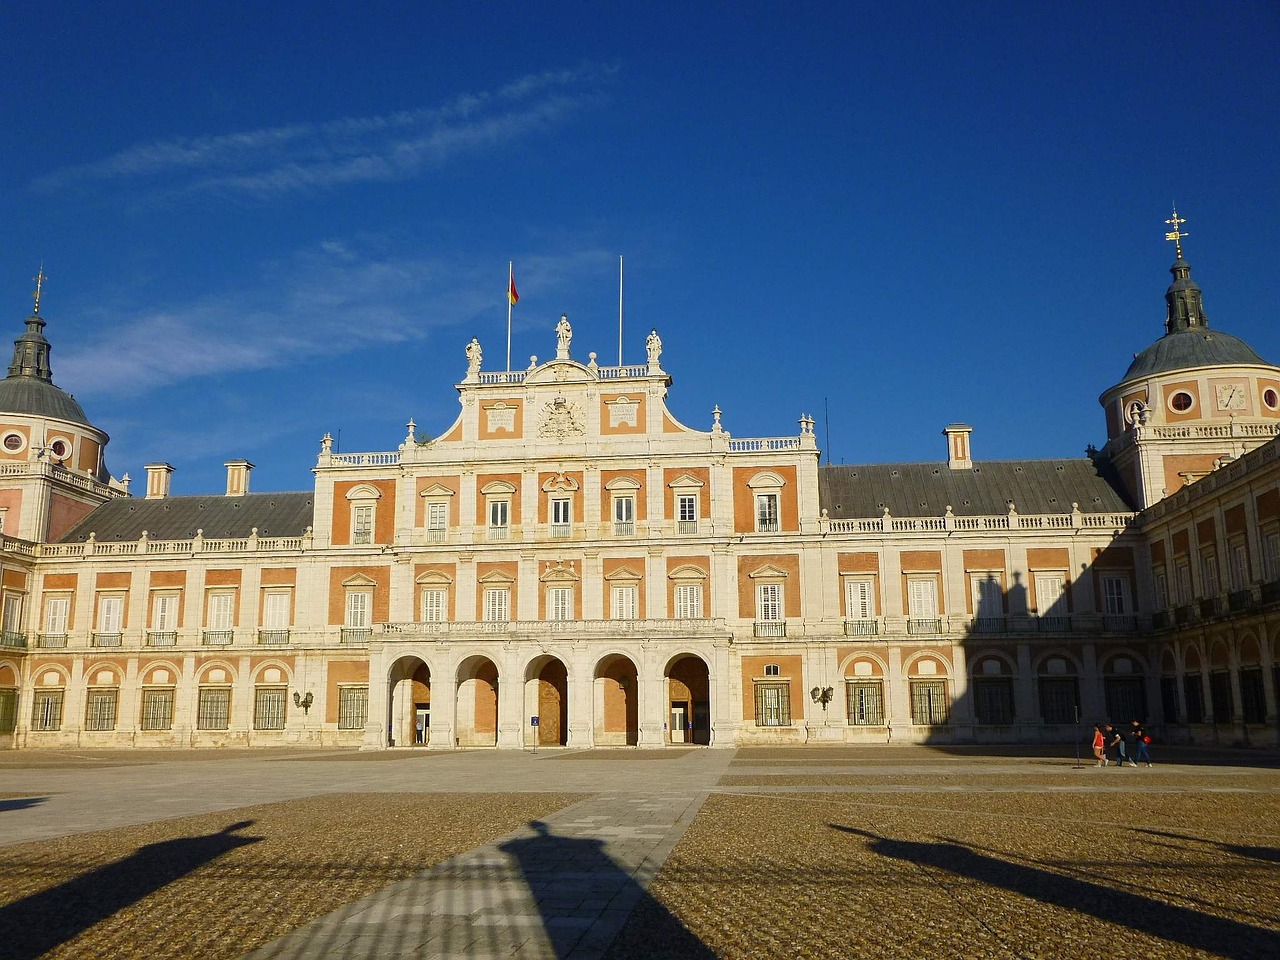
[[79, 437, 101, 474], [475, 561, 518, 620], [1161, 380, 1201, 421], [736, 553, 801, 618], [2, 568, 27, 590], [414, 476, 460, 527], [325, 660, 370, 723], [260, 568, 297, 586], [600, 393, 646, 436], [600, 469, 647, 520], [475, 473, 522, 525], [537, 471, 584, 523], [327, 566, 391, 624], [331, 479, 397, 546], [662, 466, 710, 519], [603, 557, 645, 619], [731, 465, 799, 533], [47, 493, 97, 542], [415, 562, 457, 620], [0, 489, 22, 534], [740, 654, 805, 722], [479, 399, 523, 440], [665, 555, 710, 617]]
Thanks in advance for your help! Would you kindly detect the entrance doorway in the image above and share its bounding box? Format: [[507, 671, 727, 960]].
[[667, 655, 711, 745], [670, 701, 688, 743]]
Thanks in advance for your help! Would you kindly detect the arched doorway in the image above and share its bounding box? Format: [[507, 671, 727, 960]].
[[594, 654, 638, 746], [666, 655, 710, 745], [388, 656, 430, 746], [457, 656, 499, 747], [525, 656, 569, 746]]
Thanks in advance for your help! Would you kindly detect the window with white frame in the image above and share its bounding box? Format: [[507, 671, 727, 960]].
[[488, 498, 510, 539], [847, 680, 885, 725], [1, 594, 23, 639], [32, 689, 64, 731], [483, 587, 510, 622], [611, 584, 638, 620], [845, 579, 874, 621], [757, 583, 783, 622], [1100, 574, 1130, 614], [151, 593, 179, 634], [755, 493, 779, 533], [426, 500, 448, 540], [197, 687, 231, 730], [548, 586, 573, 621], [764, 663, 781, 677], [140, 688, 175, 730], [551, 497, 572, 537], [338, 686, 368, 729], [43, 596, 70, 638], [254, 686, 287, 730], [352, 503, 374, 545], [207, 592, 235, 637], [675, 583, 703, 619], [262, 591, 291, 629], [1228, 541, 1247, 591], [84, 688, 118, 731], [677, 494, 698, 533], [1035, 573, 1067, 618], [613, 495, 635, 535], [754, 681, 790, 725], [421, 588, 447, 623], [970, 574, 1004, 620], [97, 595, 124, 638], [907, 578, 939, 629], [1264, 530, 1280, 581], [1153, 571, 1168, 611], [1199, 555, 1218, 599], [1175, 562, 1192, 604], [345, 590, 371, 630]]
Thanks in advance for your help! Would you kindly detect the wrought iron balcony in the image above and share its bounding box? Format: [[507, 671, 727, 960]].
[[340, 627, 373, 643], [202, 630, 234, 646], [907, 618, 943, 636], [0, 630, 26, 649], [614, 521, 635, 536], [145, 631, 178, 647], [1198, 597, 1222, 619], [1102, 614, 1137, 633], [843, 618, 879, 637], [257, 629, 291, 646], [92, 632, 122, 647], [972, 617, 1006, 634], [36, 633, 67, 648], [753, 620, 787, 638], [677, 520, 698, 535], [426, 527, 447, 543], [1036, 616, 1072, 633], [1228, 588, 1255, 613]]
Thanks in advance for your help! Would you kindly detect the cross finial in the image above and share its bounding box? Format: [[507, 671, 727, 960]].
[[1164, 206, 1188, 260], [32, 263, 47, 315]]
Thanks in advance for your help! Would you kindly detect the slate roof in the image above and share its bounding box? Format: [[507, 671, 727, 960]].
[[818, 459, 1135, 519], [0, 376, 92, 425], [57, 492, 315, 543], [1122, 327, 1266, 382]]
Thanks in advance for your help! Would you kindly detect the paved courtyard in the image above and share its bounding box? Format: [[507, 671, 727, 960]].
[[1, 744, 1277, 959]]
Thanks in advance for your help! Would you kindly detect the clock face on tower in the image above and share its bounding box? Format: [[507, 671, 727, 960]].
[[1215, 383, 1247, 411]]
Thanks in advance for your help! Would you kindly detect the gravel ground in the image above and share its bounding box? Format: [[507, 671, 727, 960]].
[[609, 783, 1280, 960], [0, 792, 578, 960]]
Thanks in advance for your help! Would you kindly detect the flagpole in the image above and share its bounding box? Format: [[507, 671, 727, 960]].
[[618, 255, 624, 367], [506, 261, 513, 373]]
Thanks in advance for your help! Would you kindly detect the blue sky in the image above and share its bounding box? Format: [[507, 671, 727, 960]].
[[1, 2, 1277, 494]]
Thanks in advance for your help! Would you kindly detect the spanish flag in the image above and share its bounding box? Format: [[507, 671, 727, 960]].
[[508, 265, 519, 305]]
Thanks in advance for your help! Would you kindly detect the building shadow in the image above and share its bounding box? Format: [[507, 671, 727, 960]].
[[830, 824, 1279, 959], [0, 820, 261, 960], [499, 820, 715, 960], [1134, 827, 1280, 865], [0, 796, 48, 812]]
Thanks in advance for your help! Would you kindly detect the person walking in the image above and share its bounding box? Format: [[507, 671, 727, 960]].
[[1106, 724, 1130, 767], [1091, 724, 1108, 766], [1130, 720, 1152, 766]]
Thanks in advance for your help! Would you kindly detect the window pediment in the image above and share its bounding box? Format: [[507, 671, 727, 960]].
[[420, 484, 456, 498], [668, 564, 709, 581], [539, 560, 580, 583], [480, 480, 517, 496], [341, 573, 378, 588], [345, 484, 382, 501], [478, 570, 516, 585], [748, 563, 789, 580], [604, 565, 643, 582], [604, 477, 642, 491], [667, 474, 705, 489], [746, 472, 785, 490], [541, 473, 581, 493], [414, 570, 454, 585]]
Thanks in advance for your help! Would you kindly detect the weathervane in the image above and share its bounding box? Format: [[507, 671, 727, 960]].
[[1164, 206, 1188, 259], [32, 263, 46, 315]]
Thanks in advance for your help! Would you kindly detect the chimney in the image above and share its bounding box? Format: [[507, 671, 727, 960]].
[[144, 462, 174, 499], [224, 459, 254, 497], [943, 424, 973, 470]]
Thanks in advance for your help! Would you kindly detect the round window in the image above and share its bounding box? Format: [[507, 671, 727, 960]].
[[2, 433, 24, 452], [50, 438, 69, 459], [1169, 391, 1194, 412], [1265, 388, 1279, 411]]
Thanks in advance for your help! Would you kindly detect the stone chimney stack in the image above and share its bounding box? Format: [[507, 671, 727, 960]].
[[144, 462, 174, 499], [943, 424, 973, 471], [224, 459, 254, 497]]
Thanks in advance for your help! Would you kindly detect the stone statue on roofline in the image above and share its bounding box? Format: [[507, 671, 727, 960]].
[[556, 314, 572, 359], [646, 328, 662, 366], [466, 338, 482, 376]]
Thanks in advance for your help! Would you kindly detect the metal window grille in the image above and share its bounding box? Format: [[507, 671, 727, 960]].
[[754, 681, 790, 726], [1208, 671, 1232, 721], [1038, 677, 1079, 724], [973, 678, 1015, 724], [353, 504, 373, 544], [846, 681, 884, 725], [1160, 677, 1180, 723], [254, 687, 287, 730], [1182, 675, 1205, 724], [0, 689, 17, 733], [426, 502, 448, 539], [1240, 669, 1265, 724], [32, 690, 63, 731], [85, 689, 118, 731], [197, 687, 231, 730], [338, 686, 369, 730], [909, 680, 949, 725], [1104, 677, 1147, 723], [140, 689, 175, 730]]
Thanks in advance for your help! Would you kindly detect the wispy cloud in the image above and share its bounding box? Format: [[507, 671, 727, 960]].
[[57, 240, 614, 395], [33, 65, 615, 198]]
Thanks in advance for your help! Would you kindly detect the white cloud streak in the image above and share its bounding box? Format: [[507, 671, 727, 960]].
[[33, 65, 615, 198]]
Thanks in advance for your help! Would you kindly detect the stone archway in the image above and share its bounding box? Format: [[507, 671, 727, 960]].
[[457, 656, 499, 747], [388, 655, 430, 747], [666, 654, 710, 745], [525, 656, 569, 746], [594, 654, 639, 746]]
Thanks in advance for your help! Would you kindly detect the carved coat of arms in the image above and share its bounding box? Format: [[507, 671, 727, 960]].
[[538, 396, 585, 440]]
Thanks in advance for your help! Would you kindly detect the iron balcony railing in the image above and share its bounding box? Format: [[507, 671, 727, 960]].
[[202, 630, 234, 645], [843, 619, 879, 637], [257, 629, 291, 646], [907, 618, 943, 635], [145, 631, 178, 647], [92, 632, 122, 647], [753, 620, 787, 638]]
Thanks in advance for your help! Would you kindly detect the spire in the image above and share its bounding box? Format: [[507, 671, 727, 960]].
[[1163, 207, 1208, 334], [9, 266, 54, 381]]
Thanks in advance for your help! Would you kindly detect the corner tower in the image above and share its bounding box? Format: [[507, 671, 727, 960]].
[[0, 270, 125, 541], [1099, 212, 1280, 509]]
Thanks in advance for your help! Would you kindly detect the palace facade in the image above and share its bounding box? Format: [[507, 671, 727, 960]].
[[1, 240, 1278, 751]]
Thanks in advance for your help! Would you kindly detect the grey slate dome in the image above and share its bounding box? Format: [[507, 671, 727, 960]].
[[1120, 255, 1267, 383], [0, 300, 93, 426]]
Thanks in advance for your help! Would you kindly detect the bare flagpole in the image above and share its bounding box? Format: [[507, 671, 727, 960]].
[[506, 261, 514, 372], [618, 255, 624, 367]]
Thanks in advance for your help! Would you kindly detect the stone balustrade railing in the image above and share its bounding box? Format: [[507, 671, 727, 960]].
[[379, 617, 730, 640], [823, 510, 1134, 535]]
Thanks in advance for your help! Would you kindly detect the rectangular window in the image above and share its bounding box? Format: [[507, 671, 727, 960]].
[[1228, 542, 1248, 592], [152, 593, 178, 631], [1153, 571, 1168, 611], [338, 686, 368, 730], [614, 496, 635, 535], [483, 587, 510, 623], [345, 591, 371, 628], [755, 493, 779, 532], [1035, 574, 1067, 616], [754, 681, 791, 726], [44, 596, 70, 637], [910, 680, 949, 725], [32, 689, 64, 731], [846, 680, 884, 725], [756, 583, 783, 622], [970, 575, 1004, 619], [207, 592, 235, 630], [84, 689, 118, 731], [845, 579, 874, 621], [551, 498, 572, 525], [262, 591, 290, 629], [352, 504, 374, 544], [426, 501, 448, 537], [421, 588, 446, 623], [0, 689, 16, 734], [98, 595, 124, 633], [1038, 677, 1079, 724], [548, 587, 572, 621], [1265, 531, 1280, 581], [2, 594, 23, 635], [1176, 563, 1192, 604], [973, 679, 1015, 724], [1199, 556, 1218, 599], [611, 585, 638, 620], [197, 687, 231, 730], [677, 495, 697, 534], [1100, 575, 1129, 614], [254, 687, 287, 730], [140, 688, 175, 730], [488, 500, 510, 534], [675, 583, 703, 619], [1104, 677, 1147, 724]]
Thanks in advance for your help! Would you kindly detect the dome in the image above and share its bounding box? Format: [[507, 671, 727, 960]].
[[1122, 326, 1266, 382], [0, 374, 91, 425]]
